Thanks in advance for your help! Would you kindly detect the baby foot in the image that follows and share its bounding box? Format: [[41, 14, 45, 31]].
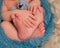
[[11, 13, 24, 32], [38, 22, 45, 35], [11, 13, 35, 40], [31, 22, 45, 38]]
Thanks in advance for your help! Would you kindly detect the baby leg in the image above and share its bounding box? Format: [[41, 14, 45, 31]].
[[1, 21, 20, 41]]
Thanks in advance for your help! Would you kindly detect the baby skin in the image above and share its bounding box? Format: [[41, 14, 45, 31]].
[[1, 0, 45, 41], [11, 7, 45, 40]]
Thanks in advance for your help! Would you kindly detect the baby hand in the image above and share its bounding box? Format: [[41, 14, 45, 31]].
[[28, 0, 40, 14]]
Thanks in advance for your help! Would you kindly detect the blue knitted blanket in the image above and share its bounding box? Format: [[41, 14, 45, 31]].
[[0, 0, 54, 48]]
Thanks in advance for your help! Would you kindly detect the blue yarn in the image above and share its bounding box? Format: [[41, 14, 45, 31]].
[[0, 0, 2, 23], [0, 0, 54, 48]]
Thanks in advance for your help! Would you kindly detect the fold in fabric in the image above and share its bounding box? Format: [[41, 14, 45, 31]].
[[0, 0, 54, 48]]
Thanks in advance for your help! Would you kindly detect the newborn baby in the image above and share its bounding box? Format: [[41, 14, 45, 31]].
[[1, 0, 45, 41]]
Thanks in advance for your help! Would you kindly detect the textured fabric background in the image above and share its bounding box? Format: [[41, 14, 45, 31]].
[[41, 0, 60, 48]]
